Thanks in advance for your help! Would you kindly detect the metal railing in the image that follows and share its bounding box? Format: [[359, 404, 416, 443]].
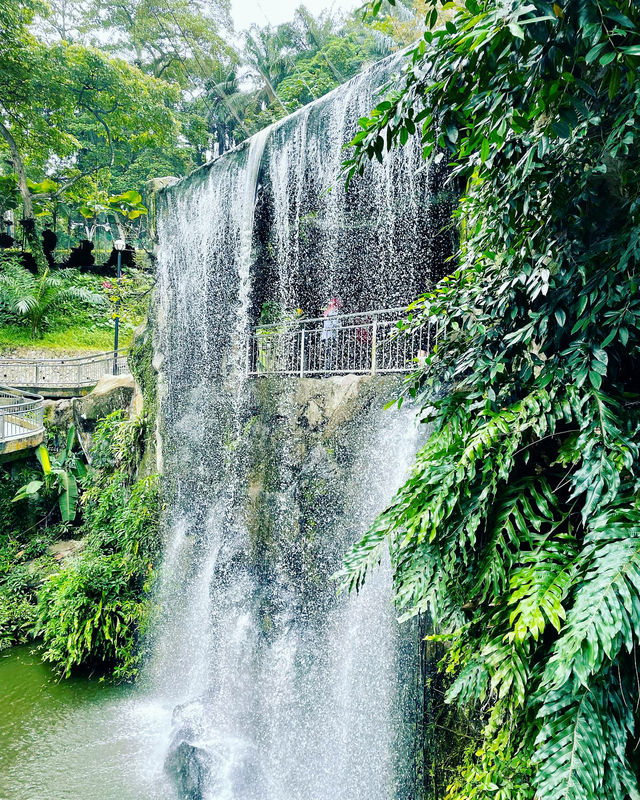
[[0, 386, 44, 443], [0, 350, 129, 389], [246, 307, 438, 377]]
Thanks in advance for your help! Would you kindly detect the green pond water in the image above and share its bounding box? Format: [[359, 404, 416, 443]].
[[0, 646, 175, 800]]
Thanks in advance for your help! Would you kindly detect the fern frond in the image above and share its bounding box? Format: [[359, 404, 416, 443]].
[[507, 534, 578, 643], [58, 285, 105, 306], [535, 669, 640, 800], [472, 476, 563, 604], [546, 508, 640, 688], [534, 680, 607, 800]]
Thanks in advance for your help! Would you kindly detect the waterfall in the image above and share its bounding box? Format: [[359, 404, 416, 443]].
[[149, 128, 270, 705], [146, 53, 450, 800]]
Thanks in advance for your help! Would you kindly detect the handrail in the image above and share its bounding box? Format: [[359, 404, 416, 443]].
[[0, 386, 45, 444], [247, 306, 438, 377], [0, 350, 130, 388], [0, 349, 129, 366], [255, 306, 411, 331]]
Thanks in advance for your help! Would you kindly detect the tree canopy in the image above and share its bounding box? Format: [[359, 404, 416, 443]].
[[341, 1, 640, 798], [0, 0, 418, 259]]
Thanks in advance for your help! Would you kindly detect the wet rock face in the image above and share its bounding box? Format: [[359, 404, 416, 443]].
[[73, 374, 136, 425], [72, 374, 137, 456], [165, 701, 268, 800], [164, 701, 211, 800], [165, 740, 211, 800], [245, 373, 403, 609]]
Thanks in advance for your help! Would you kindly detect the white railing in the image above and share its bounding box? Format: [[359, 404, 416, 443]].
[[0, 386, 44, 443], [0, 350, 129, 389], [247, 307, 438, 377]]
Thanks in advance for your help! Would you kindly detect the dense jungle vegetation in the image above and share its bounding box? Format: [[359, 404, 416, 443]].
[[0, 409, 160, 678], [341, 1, 640, 798]]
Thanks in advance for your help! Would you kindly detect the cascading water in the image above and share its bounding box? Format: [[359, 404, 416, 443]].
[[147, 128, 271, 706], [147, 53, 448, 800]]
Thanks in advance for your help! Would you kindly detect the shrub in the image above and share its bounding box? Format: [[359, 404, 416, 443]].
[[0, 558, 50, 651], [0, 260, 104, 337], [35, 438, 160, 679], [35, 550, 151, 677]]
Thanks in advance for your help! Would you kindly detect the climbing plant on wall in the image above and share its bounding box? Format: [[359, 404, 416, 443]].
[[341, 1, 640, 798]]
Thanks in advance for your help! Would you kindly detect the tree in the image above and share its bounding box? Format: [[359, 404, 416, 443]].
[[243, 7, 399, 131], [82, 0, 240, 159], [341, 2, 640, 798], [0, 0, 178, 264], [0, 0, 66, 268], [86, 0, 233, 83]]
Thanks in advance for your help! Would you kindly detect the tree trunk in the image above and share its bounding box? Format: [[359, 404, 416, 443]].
[[0, 120, 47, 273]]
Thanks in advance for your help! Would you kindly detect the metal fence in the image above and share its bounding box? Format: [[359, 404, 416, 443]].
[[0, 350, 129, 389], [0, 386, 44, 443], [247, 307, 437, 377]]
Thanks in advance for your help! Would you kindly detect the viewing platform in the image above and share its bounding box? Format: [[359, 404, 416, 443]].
[[0, 351, 129, 399], [246, 307, 438, 378], [0, 386, 45, 461]]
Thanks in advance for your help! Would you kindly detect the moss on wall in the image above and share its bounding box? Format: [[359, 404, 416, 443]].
[[127, 314, 159, 477], [243, 373, 403, 607]]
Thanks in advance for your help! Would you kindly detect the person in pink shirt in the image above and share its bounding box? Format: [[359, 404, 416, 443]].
[[321, 297, 342, 374]]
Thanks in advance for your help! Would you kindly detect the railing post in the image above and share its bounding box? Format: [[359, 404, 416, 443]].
[[34, 363, 39, 387], [371, 313, 378, 376], [299, 329, 305, 378]]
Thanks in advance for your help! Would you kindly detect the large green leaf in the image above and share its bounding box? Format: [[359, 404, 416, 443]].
[[36, 444, 51, 475], [11, 480, 44, 502], [56, 470, 78, 523]]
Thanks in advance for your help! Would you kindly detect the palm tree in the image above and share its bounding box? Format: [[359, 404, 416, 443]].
[[244, 24, 294, 109], [0, 257, 104, 338]]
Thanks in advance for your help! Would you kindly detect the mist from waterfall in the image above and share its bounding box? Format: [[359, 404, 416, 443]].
[[147, 53, 442, 800]]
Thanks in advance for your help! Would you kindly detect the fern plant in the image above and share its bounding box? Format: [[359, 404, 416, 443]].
[[0, 257, 103, 337], [340, 1, 640, 797]]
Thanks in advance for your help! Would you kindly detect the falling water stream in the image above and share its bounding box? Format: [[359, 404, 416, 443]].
[[0, 53, 449, 800]]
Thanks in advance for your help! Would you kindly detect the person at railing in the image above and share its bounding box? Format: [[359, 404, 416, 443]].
[[321, 297, 342, 375]]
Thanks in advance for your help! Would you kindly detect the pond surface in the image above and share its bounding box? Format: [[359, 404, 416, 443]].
[[0, 646, 175, 800]]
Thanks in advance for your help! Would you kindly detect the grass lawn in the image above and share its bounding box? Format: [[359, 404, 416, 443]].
[[0, 323, 123, 353]]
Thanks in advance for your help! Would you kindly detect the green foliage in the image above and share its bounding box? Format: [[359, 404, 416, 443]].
[[13, 431, 86, 523], [0, 0, 178, 258], [90, 410, 146, 478], [0, 174, 19, 215], [340, 1, 640, 798], [0, 464, 60, 651], [78, 190, 147, 223], [0, 562, 43, 651], [242, 9, 399, 132], [0, 259, 104, 337], [35, 548, 151, 677], [36, 411, 160, 679], [445, 729, 533, 800], [0, 265, 150, 351]]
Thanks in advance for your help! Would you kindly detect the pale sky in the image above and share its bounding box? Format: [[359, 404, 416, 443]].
[[231, 0, 360, 32]]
